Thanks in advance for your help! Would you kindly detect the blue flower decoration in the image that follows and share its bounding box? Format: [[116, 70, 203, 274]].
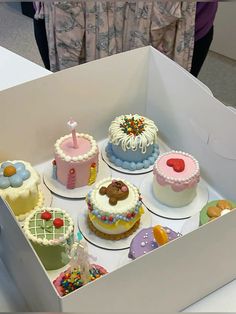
[[0, 162, 31, 189]]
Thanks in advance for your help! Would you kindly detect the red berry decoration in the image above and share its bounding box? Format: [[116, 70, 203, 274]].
[[53, 218, 64, 228], [126, 213, 132, 219], [41, 211, 52, 221], [101, 216, 106, 221], [109, 216, 113, 222]]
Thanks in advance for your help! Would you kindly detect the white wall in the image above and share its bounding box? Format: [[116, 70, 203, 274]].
[[211, 1, 236, 60]]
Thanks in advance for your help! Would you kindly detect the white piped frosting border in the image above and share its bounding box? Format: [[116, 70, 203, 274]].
[[108, 114, 158, 153], [24, 207, 74, 246], [55, 133, 98, 162], [153, 151, 200, 191]]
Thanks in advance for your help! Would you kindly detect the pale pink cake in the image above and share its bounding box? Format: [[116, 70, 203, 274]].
[[153, 151, 200, 207], [53, 133, 99, 189]]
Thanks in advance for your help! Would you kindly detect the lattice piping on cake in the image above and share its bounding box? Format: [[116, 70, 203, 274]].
[[24, 208, 74, 246], [29, 211, 68, 240]]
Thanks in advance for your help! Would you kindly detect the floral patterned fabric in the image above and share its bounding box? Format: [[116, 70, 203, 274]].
[[43, 1, 196, 72]]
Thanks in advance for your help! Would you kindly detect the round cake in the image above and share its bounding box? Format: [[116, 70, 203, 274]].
[[153, 151, 200, 207], [53, 264, 107, 296], [53, 132, 99, 189], [0, 160, 43, 220], [200, 199, 236, 226], [24, 207, 74, 270], [106, 114, 159, 171], [128, 225, 181, 260], [86, 178, 144, 240]]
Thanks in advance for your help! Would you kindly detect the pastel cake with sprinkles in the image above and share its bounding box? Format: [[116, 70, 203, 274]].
[[24, 207, 74, 270], [0, 160, 43, 220], [86, 178, 144, 240], [153, 151, 200, 207], [53, 264, 107, 296], [129, 225, 181, 260], [106, 114, 159, 171]]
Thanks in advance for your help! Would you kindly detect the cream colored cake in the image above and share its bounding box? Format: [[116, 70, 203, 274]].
[[0, 161, 43, 220], [86, 178, 144, 240]]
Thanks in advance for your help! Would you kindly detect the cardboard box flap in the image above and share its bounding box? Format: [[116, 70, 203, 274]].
[[147, 47, 236, 199]]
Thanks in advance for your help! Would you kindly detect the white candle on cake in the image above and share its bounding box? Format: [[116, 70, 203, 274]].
[[67, 118, 78, 148]]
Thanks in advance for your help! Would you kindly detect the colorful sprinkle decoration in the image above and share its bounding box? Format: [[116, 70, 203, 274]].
[[56, 266, 106, 296], [120, 116, 145, 136]]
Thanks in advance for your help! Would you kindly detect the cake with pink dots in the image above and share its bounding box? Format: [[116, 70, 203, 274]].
[[52, 119, 99, 189], [153, 151, 200, 207]]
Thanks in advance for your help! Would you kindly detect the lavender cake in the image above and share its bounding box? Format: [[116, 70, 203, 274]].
[[128, 226, 181, 260]]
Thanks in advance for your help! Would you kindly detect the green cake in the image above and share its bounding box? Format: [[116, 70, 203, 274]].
[[200, 200, 236, 226], [24, 207, 74, 270]]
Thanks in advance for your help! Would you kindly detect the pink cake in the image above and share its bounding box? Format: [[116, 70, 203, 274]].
[[53, 264, 107, 296], [53, 133, 99, 189], [153, 151, 200, 207]]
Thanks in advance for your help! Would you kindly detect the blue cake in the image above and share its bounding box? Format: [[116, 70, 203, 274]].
[[106, 114, 159, 171]]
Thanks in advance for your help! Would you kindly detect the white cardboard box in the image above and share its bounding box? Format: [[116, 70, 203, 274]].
[[0, 47, 236, 311]]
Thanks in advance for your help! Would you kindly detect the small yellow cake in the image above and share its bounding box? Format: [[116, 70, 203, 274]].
[[0, 160, 43, 220]]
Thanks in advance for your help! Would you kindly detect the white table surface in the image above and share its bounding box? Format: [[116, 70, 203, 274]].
[[0, 46, 51, 91], [0, 45, 235, 312]]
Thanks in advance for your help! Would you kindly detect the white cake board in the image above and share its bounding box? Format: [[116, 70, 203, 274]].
[[77, 206, 152, 250], [140, 175, 209, 220], [181, 213, 200, 235], [101, 139, 166, 175], [43, 157, 111, 199]]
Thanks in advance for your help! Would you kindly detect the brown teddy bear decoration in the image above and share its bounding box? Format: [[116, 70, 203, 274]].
[[99, 179, 129, 205]]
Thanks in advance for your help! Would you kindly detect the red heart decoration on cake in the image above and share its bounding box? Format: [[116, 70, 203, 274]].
[[166, 158, 185, 172]]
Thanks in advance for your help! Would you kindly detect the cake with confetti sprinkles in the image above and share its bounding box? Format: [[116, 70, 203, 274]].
[[52, 119, 99, 189], [128, 225, 181, 260], [153, 151, 200, 207], [200, 200, 236, 226], [24, 207, 74, 270], [86, 178, 144, 240], [53, 264, 107, 296], [0, 160, 43, 220], [106, 114, 159, 171]]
